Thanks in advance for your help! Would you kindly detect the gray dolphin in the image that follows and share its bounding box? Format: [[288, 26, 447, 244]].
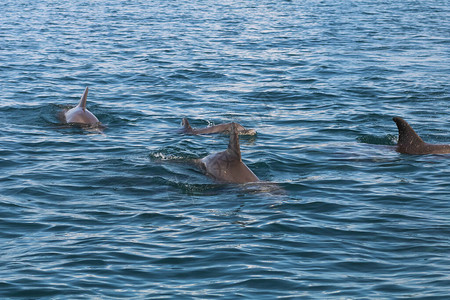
[[393, 117, 450, 155], [197, 123, 259, 184], [180, 118, 256, 135], [63, 87, 100, 125]]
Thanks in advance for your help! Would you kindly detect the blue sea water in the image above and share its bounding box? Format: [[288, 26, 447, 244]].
[[1, 0, 449, 298]]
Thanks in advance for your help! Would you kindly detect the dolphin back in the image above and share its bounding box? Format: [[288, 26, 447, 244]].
[[64, 87, 100, 125], [199, 122, 259, 183], [180, 118, 256, 135]]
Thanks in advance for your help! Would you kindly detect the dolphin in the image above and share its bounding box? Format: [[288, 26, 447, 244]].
[[63, 87, 100, 125], [393, 117, 450, 155], [196, 123, 259, 184], [180, 118, 256, 135]]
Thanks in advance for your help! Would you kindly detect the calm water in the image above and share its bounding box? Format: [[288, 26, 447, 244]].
[[1, 0, 449, 298]]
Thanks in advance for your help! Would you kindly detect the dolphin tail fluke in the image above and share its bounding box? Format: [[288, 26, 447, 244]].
[[77, 87, 89, 111], [227, 123, 242, 161], [393, 117, 424, 146]]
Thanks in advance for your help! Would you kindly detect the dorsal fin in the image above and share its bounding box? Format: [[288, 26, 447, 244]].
[[77, 87, 89, 110], [227, 123, 241, 161], [393, 117, 425, 146], [182, 118, 192, 131]]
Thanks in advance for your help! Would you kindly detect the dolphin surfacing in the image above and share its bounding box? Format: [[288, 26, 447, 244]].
[[63, 87, 100, 125], [393, 117, 450, 155], [197, 123, 259, 184], [180, 118, 256, 135]]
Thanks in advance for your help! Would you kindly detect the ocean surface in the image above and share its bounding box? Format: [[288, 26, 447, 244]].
[[1, 0, 449, 298]]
